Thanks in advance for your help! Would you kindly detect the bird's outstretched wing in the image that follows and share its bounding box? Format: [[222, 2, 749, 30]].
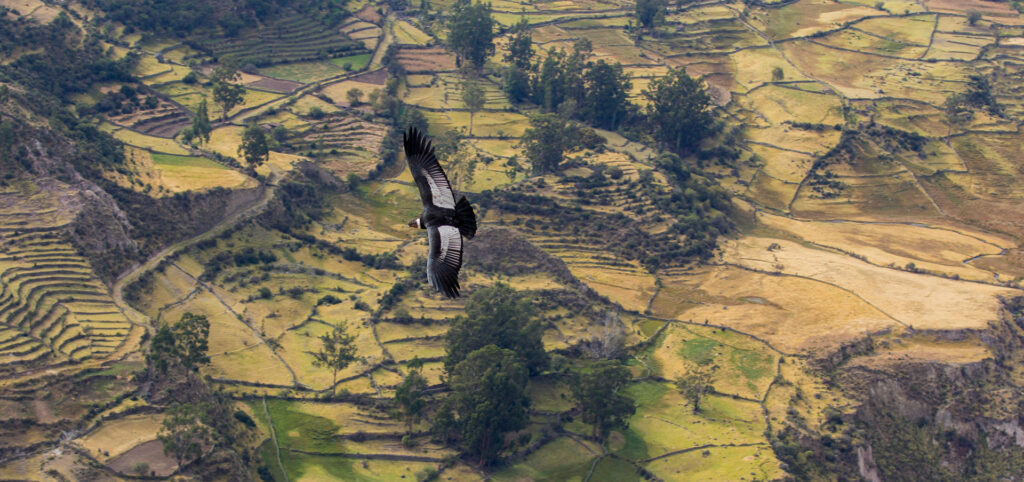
[[426, 225, 462, 298], [404, 127, 456, 209]]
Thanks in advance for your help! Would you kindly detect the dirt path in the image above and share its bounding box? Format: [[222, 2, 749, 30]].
[[110, 184, 274, 331]]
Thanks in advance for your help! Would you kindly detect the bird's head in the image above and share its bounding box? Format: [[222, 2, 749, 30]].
[[408, 218, 423, 229]]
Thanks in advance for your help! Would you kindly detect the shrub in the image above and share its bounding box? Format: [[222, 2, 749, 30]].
[[317, 294, 342, 305], [233, 410, 256, 428], [968, 9, 982, 25]]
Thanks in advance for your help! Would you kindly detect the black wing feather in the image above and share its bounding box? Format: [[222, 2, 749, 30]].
[[404, 127, 456, 209], [426, 225, 462, 298]]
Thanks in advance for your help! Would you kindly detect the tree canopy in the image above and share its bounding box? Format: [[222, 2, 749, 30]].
[[644, 67, 714, 155], [447, 0, 495, 70], [211, 66, 246, 121], [461, 79, 486, 136], [395, 363, 428, 432], [438, 345, 530, 466], [239, 124, 270, 171], [443, 284, 548, 376], [571, 361, 636, 439], [581, 60, 632, 130], [310, 322, 358, 387], [674, 362, 716, 413], [158, 402, 213, 469], [148, 312, 211, 373]]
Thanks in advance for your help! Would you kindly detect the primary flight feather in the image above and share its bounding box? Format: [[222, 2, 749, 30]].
[[403, 127, 477, 298]]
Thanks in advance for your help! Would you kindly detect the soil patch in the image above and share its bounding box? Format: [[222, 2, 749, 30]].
[[106, 439, 178, 477]]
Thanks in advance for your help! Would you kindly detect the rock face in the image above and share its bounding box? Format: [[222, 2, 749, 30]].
[[813, 300, 1024, 480]]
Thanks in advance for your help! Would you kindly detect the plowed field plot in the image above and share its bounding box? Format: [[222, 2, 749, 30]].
[[395, 47, 457, 72]]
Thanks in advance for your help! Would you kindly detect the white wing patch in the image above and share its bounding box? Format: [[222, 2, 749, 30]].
[[422, 168, 455, 209], [437, 225, 461, 260]]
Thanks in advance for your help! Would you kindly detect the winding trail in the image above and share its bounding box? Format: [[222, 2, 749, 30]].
[[110, 183, 274, 329]]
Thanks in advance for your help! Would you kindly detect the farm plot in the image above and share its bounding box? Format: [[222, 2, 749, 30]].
[[341, 18, 383, 51], [259, 61, 349, 84], [755, 211, 1011, 282], [75, 414, 166, 463], [648, 323, 779, 400], [651, 266, 896, 353], [394, 20, 433, 45], [423, 110, 530, 137], [102, 123, 191, 155], [780, 40, 968, 103], [721, 236, 1016, 331], [194, 13, 367, 66], [404, 73, 510, 111], [288, 114, 388, 178], [394, 47, 457, 72], [147, 153, 256, 192], [618, 381, 775, 461]]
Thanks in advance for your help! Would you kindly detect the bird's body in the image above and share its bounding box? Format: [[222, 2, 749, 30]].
[[403, 127, 476, 298]]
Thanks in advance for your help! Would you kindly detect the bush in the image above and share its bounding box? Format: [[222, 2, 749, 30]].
[[133, 462, 150, 475], [968, 9, 982, 25], [183, 71, 198, 84], [257, 465, 274, 482], [233, 410, 256, 428], [317, 294, 342, 305]]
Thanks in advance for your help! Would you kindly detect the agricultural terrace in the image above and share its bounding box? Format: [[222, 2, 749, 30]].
[[192, 13, 369, 67], [2, 0, 1024, 478], [0, 182, 142, 380]]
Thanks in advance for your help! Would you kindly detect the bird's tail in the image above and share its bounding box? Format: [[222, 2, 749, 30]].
[[454, 196, 477, 240]]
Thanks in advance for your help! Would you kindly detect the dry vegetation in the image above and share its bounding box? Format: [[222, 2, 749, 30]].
[[4, 0, 1024, 478]]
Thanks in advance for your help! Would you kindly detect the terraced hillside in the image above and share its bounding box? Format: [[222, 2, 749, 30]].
[[0, 186, 142, 379], [193, 12, 369, 66], [3, 0, 1024, 479]]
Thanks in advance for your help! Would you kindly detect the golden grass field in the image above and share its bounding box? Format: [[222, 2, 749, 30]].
[[5, 0, 1024, 479]]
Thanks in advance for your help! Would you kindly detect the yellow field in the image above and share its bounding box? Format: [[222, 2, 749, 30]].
[[756, 211, 1012, 282], [646, 445, 784, 481], [722, 236, 1016, 331], [75, 414, 166, 461], [103, 124, 191, 155], [393, 20, 432, 45]]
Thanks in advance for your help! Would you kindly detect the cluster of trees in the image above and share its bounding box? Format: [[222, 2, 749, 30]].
[[83, 0, 353, 37], [387, 285, 639, 466], [148, 312, 211, 374], [1, 12, 136, 102], [429, 285, 546, 464], [202, 247, 278, 278], [502, 31, 634, 132], [92, 84, 159, 115], [520, 113, 607, 173], [181, 98, 212, 145], [945, 73, 1003, 127], [146, 312, 258, 475]]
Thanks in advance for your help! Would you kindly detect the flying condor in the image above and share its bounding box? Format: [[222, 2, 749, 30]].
[[404, 127, 477, 298]]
